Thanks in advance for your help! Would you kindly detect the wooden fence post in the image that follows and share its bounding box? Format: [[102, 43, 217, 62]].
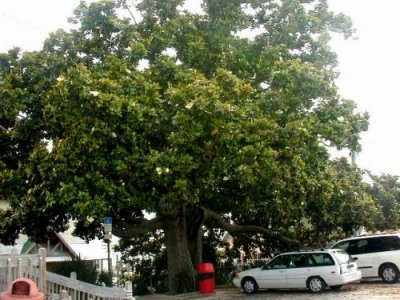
[[60, 289, 69, 300], [6, 258, 12, 284], [17, 258, 23, 278], [124, 281, 135, 300], [38, 248, 47, 293]]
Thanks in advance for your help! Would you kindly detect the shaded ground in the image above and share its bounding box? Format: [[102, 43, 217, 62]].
[[136, 280, 400, 299]]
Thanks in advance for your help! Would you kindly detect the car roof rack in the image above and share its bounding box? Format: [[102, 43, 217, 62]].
[[354, 231, 400, 237], [335, 232, 400, 241], [298, 248, 328, 252]]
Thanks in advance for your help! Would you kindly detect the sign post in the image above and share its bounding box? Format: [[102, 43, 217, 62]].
[[104, 216, 113, 285], [104, 216, 112, 240]]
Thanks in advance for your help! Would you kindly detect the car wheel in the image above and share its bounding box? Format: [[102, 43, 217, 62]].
[[380, 264, 400, 283], [330, 285, 343, 290], [307, 276, 326, 293], [241, 277, 258, 294]]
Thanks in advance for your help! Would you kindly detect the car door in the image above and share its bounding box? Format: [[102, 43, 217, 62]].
[[347, 239, 377, 277], [285, 254, 310, 288], [308, 252, 339, 285], [257, 255, 289, 289]]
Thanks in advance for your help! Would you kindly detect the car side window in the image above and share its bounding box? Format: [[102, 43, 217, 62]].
[[265, 255, 290, 270], [347, 239, 368, 255], [291, 255, 308, 268], [334, 241, 349, 252], [310, 253, 335, 266], [380, 236, 400, 251], [366, 237, 385, 253], [336, 236, 400, 255]]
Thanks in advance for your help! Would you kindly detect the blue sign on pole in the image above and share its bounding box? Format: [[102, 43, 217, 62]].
[[104, 216, 112, 240]]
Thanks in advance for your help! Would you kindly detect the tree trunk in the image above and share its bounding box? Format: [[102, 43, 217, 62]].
[[163, 207, 196, 294], [187, 208, 205, 266], [187, 226, 203, 267]]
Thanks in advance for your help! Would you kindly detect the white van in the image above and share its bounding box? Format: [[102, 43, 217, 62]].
[[331, 233, 400, 283]]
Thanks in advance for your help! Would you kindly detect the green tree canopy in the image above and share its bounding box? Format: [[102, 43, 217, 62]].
[[366, 173, 400, 231], [0, 0, 375, 294]]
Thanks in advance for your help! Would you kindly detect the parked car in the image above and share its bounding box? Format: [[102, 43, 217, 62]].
[[232, 249, 361, 294], [330, 232, 400, 283]]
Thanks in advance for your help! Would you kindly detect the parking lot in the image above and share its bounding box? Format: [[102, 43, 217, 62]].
[[138, 280, 400, 299]]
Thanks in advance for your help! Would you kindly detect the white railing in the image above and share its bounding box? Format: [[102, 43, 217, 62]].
[[0, 247, 46, 292], [47, 272, 133, 300], [47, 272, 132, 300], [0, 248, 134, 300]]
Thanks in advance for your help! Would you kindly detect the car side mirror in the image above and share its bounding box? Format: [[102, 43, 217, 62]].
[[350, 256, 358, 262]]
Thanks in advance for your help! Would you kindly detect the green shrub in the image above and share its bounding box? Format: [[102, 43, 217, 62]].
[[48, 256, 112, 286]]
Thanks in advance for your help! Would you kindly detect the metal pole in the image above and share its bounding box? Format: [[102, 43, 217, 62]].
[[107, 240, 112, 286], [104, 216, 113, 286]]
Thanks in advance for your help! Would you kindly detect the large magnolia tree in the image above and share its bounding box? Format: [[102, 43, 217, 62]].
[[0, 0, 378, 293], [366, 173, 400, 231]]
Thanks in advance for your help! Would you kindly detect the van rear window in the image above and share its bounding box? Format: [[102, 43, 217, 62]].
[[332, 250, 351, 264]]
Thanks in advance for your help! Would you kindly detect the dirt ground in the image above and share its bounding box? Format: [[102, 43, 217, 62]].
[[136, 280, 400, 299], [238, 281, 400, 299]]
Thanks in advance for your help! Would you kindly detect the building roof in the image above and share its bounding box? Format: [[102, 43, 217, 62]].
[[56, 229, 120, 261], [3, 221, 120, 263]]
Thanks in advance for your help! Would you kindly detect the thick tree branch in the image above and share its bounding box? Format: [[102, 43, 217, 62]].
[[113, 216, 163, 238], [203, 208, 300, 249]]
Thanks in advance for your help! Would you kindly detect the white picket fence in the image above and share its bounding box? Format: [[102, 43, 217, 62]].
[[0, 248, 134, 300], [47, 272, 133, 300], [0, 248, 46, 293]]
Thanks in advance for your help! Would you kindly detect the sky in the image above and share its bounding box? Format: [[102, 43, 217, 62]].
[[328, 0, 400, 177], [0, 0, 399, 176]]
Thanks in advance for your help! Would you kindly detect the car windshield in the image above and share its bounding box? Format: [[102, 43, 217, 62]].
[[332, 249, 351, 263]]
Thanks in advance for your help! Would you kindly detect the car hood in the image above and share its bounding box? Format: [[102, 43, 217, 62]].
[[239, 267, 262, 276]]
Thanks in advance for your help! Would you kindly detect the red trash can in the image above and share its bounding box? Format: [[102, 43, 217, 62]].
[[196, 263, 215, 294], [1, 278, 44, 300]]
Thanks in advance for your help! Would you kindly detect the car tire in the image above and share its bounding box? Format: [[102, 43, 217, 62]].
[[241, 277, 258, 294], [380, 264, 400, 283], [307, 276, 326, 293], [330, 285, 343, 290]]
